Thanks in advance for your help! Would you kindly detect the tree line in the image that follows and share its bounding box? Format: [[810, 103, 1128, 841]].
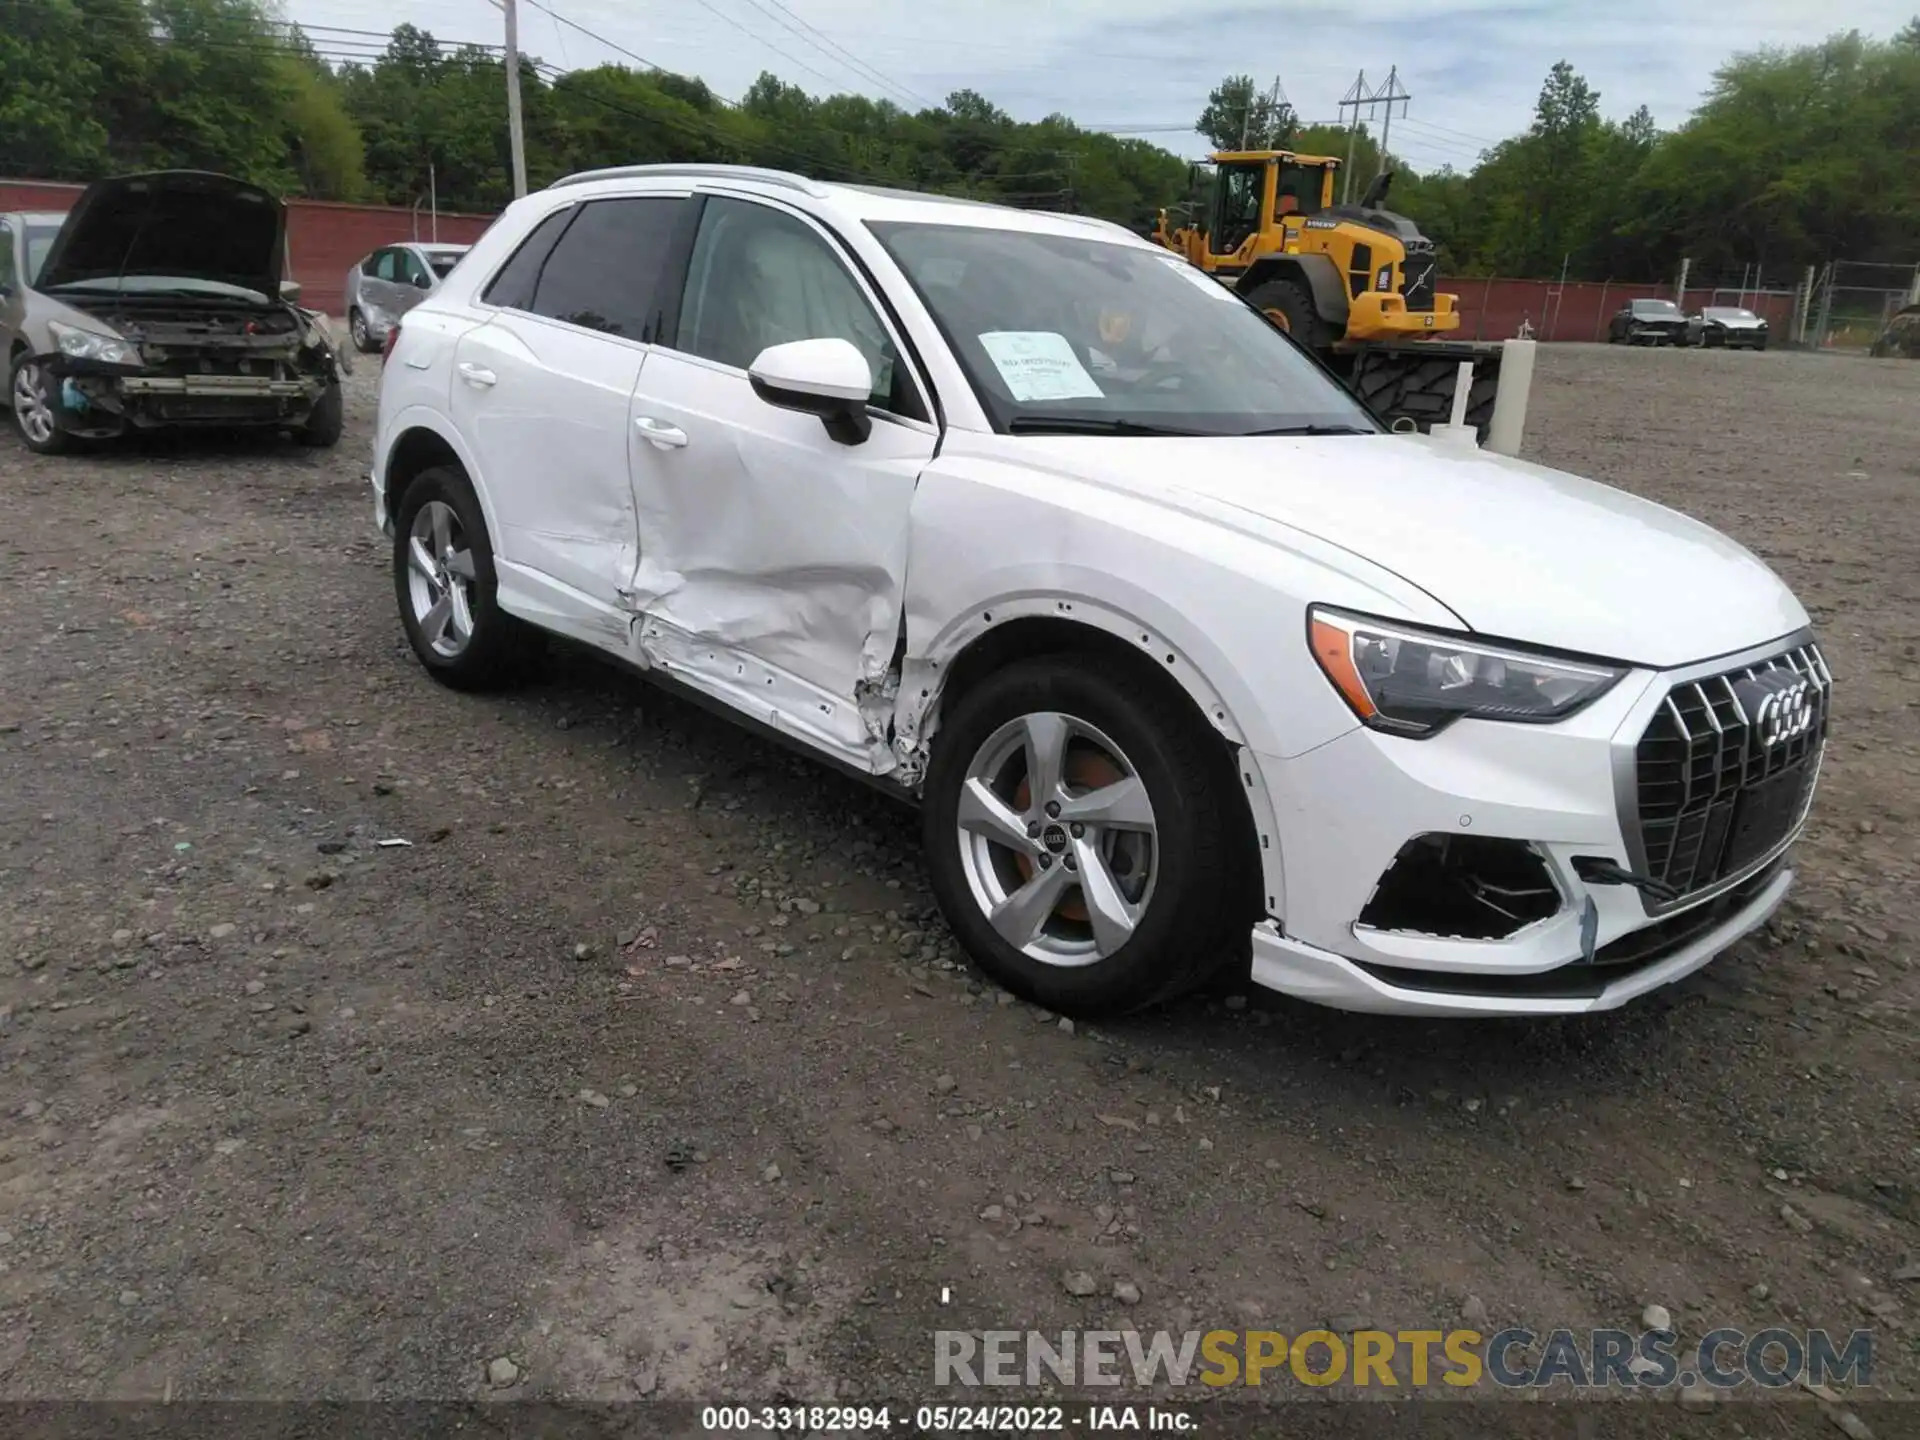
[[3, 0, 1916, 282]]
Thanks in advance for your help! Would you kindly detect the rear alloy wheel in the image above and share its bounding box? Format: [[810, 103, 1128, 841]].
[[11, 357, 71, 455], [922, 656, 1248, 1016], [349, 309, 376, 354], [393, 465, 537, 690]]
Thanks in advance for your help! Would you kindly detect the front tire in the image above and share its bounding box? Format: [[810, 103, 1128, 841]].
[[298, 379, 344, 447], [11, 357, 72, 455], [1242, 277, 1332, 350], [392, 465, 538, 691], [921, 655, 1249, 1017]]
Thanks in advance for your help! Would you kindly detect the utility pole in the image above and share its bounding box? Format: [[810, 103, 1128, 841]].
[[502, 0, 528, 198], [1337, 68, 1410, 197], [1374, 66, 1409, 178], [1338, 70, 1366, 203]]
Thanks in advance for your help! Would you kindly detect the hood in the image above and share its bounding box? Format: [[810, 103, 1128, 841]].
[[35, 170, 286, 300], [1712, 316, 1766, 328], [1007, 434, 1808, 669]]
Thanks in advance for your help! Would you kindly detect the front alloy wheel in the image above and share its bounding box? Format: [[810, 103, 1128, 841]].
[[956, 711, 1159, 965], [922, 655, 1250, 1016], [11, 359, 69, 454]]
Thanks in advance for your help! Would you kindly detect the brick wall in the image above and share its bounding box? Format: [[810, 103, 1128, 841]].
[[0, 179, 498, 315]]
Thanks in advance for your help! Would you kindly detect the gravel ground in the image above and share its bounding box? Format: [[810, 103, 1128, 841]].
[[1, 343, 1916, 1434]]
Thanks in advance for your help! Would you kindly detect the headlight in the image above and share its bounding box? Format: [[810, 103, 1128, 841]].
[[49, 320, 141, 367], [1308, 606, 1626, 738]]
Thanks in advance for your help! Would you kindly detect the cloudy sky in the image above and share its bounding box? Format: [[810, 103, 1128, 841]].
[[285, 0, 1916, 172]]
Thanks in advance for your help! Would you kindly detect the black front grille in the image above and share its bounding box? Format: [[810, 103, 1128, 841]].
[[1400, 242, 1437, 312], [1633, 642, 1830, 908]]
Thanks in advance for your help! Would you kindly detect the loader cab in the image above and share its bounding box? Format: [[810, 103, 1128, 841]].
[[1203, 151, 1339, 260]]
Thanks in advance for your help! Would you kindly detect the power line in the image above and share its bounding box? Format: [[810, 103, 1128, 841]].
[[730, 0, 933, 109]]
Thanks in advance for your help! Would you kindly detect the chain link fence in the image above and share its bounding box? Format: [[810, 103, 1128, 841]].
[[1808, 260, 1920, 350]]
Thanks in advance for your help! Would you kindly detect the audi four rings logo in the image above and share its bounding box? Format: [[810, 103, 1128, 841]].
[[1753, 680, 1815, 748]]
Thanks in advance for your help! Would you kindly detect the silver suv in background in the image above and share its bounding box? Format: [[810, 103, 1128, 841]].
[[344, 242, 470, 352]]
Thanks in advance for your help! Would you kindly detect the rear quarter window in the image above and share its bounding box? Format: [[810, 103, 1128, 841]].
[[480, 206, 578, 311]]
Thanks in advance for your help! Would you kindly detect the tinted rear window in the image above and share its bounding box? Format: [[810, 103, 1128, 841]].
[[526, 197, 681, 340]]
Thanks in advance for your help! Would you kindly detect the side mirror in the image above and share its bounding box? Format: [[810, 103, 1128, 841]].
[[279, 280, 302, 303], [747, 337, 873, 445]]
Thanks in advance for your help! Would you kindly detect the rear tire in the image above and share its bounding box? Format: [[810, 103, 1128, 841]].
[[349, 308, 377, 354], [392, 465, 539, 691], [1347, 351, 1498, 440], [921, 654, 1250, 1017], [1241, 277, 1332, 350]]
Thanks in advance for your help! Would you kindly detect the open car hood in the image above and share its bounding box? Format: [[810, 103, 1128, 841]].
[[35, 170, 286, 300]]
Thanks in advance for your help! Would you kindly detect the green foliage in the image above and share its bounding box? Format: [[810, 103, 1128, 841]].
[[1196, 76, 1296, 152], [3, 6, 1915, 282]]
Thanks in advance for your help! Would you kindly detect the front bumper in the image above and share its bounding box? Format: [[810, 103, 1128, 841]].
[[1245, 632, 1825, 1017], [1249, 862, 1791, 1017], [35, 351, 327, 432]]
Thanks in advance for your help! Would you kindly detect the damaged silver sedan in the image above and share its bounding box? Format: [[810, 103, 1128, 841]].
[[3, 170, 346, 456]]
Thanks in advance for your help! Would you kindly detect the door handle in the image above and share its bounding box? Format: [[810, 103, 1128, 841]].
[[634, 416, 688, 449], [457, 362, 497, 388]]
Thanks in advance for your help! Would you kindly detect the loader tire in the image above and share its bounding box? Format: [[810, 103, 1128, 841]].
[[1243, 278, 1332, 349], [1349, 352, 1500, 442]]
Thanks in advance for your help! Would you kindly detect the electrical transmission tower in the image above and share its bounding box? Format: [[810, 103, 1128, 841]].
[[1336, 65, 1411, 201]]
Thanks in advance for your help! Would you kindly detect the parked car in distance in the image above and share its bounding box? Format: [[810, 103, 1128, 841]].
[[1, 209, 70, 293], [344, 242, 471, 353], [1607, 297, 1691, 346], [1868, 304, 1920, 359], [6, 170, 346, 455], [1693, 305, 1769, 350], [371, 162, 1829, 1022]]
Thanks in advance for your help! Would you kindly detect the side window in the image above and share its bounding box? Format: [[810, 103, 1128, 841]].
[[398, 250, 429, 287], [672, 197, 911, 416], [525, 197, 681, 339], [373, 249, 401, 282], [359, 250, 382, 277], [0, 225, 15, 291], [481, 206, 576, 311]]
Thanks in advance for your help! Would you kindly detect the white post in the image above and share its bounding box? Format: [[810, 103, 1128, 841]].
[[1428, 361, 1479, 448], [1485, 339, 1536, 458], [430, 164, 438, 241], [503, 0, 528, 199]]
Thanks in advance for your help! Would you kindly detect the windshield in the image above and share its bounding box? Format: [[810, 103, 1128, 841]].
[[1633, 300, 1680, 315], [43, 274, 268, 303], [1705, 307, 1757, 320], [868, 221, 1379, 437], [24, 224, 61, 283], [425, 250, 465, 278]]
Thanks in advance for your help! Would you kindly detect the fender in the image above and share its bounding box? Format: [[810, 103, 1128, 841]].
[[376, 404, 502, 545], [894, 577, 1293, 926], [1242, 252, 1349, 325]]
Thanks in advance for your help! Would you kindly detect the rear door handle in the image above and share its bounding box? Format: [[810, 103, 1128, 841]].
[[634, 416, 688, 449], [457, 362, 497, 388]]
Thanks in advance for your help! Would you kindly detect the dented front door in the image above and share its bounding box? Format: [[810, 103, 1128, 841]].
[[623, 194, 937, 769]]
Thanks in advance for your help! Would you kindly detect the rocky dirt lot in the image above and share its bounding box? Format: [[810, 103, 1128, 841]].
[[1, 343, 1916, 1437]]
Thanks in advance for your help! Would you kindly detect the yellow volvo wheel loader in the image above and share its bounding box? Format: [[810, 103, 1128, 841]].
[[1151, 150, 1501, 438]]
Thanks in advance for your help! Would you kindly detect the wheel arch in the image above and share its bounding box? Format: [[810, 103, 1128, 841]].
[[378, 408, 500, 543], [1240, 254, 1349, 326], [897, 599, 1284, 921]]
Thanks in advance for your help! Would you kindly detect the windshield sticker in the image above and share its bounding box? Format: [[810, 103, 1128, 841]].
[[978, 331, 1105, 402]]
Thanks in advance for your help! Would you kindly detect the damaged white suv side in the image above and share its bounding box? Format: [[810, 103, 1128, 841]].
[[370, 163, 1830, 1020]]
